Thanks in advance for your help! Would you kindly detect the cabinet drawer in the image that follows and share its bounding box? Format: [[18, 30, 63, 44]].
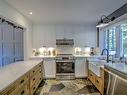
[[1, 83, 17, 95], [9, 82, 29, 95], [17, 73, 29, 87], [18, 83, 29, 95], [30, 63, 42, 78], [95, 76, 103, 93], [31, 78, 42, 95], [30, 81, 38, 95], [30, 69, 43, 95], [10, 80, 29, 95], [30, 68, 42, 88], [88, 70, 95, 84]]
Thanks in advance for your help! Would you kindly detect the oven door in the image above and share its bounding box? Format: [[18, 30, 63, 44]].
[[56, 61, 75, 74]]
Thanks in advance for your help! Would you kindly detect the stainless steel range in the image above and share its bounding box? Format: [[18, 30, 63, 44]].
[[55, 54, 75, 80]]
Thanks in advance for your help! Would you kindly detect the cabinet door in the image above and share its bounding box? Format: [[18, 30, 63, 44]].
[[2, 24, 13, 43], [55, 26, 64, 39], [75, 58, 88, 77], [43, 58, 55, 78], [113, 76, 127, 95], [64, 26, 73, 39]]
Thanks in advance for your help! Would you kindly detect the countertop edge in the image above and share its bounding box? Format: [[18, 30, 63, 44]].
[[0, 60, 43, 92]]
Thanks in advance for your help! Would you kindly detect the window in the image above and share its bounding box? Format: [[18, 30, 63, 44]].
[[121, 23, 127, 57], [105, 27, 116, 53], [103, 21, 127, 57]]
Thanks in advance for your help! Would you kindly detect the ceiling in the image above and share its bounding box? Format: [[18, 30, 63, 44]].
[[5, 0, 127, 25]]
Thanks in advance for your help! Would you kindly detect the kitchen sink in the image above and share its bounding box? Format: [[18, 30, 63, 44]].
[[88, 60, 106, 77]]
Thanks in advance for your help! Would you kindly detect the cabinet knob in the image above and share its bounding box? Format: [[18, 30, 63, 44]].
[[33, 87, 36, 90], [20, 79, 24, 84], [21, 90, 24, 95], [33, 78, 35, 81], [96, 80, 99, 83]]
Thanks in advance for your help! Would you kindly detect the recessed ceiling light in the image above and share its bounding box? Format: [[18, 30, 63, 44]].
[[29, 12, 33, 15]]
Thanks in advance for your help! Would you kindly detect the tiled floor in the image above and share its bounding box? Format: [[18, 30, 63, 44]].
[[34, 79, 101, 95]]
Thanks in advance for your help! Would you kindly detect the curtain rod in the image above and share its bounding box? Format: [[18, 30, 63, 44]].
[[0, 17, 24, 30]]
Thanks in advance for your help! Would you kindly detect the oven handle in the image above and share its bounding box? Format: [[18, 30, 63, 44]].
[[56, 61, 75, 63]]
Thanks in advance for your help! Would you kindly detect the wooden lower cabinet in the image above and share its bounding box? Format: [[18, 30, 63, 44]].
[[30, 63, 43, 95], [95, 76, 103, 93], [88, 69, 104, 95], [88, 70, 96, 84], [1, 62, 43, 95], [9, 82, 29, 95]]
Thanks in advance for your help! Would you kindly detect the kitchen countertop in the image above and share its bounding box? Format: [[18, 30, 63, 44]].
[[30, 55, 55, 59], [104, 63, 127, 76], [74, 55, 104, 58], [0, 60, 43, 92], [30, 55, 105, 59]]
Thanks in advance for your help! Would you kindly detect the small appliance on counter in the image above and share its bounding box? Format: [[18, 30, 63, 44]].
[[84, 47, 91, 56], [74, 47, 82, 55], [90, 47, 95, 55], [33, 47, 56, 57], [47, 47, 56, 56]]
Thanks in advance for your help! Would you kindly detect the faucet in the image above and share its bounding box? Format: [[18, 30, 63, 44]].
[[101, 49, 109, 62]]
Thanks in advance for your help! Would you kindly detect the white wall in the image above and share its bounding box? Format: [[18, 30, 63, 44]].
[[33, 24, 97, 53], [0, 0, 33, 60]]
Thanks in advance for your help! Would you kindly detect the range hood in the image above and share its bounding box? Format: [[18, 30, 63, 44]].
[[56, 39, 74, 45]]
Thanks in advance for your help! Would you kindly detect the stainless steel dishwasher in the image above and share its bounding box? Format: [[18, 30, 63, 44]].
[[104, 66, 127, 95]]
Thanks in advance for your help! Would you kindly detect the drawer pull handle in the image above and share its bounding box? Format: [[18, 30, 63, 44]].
[[96, 80, 99, 83], [21, 90, 24, 95], [33, 70, 35, 73], [33, 87, 36, 90], [20, 79, 24, 84], [33, 78, 35, 81]]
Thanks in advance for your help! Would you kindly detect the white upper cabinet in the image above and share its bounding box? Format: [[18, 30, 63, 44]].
[[55, 26, 65, 39], [64, 26, 74, 39], [55, 25, 74, 39], [2, 23, 14, 43], [44, 26, 56, 47]]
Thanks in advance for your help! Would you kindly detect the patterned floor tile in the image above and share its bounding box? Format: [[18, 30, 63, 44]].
[[49, 83, 65, 92], [34, 79, 100, 95]]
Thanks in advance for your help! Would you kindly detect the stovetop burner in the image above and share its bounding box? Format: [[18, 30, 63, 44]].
[[56, 54, 75, 61]]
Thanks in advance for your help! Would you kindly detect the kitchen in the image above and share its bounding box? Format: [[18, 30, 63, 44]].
[[0, 0, 127, 95]]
